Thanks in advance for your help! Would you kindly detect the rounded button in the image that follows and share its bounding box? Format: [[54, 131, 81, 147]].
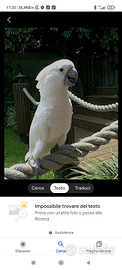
[[50, 183, 69, 193]]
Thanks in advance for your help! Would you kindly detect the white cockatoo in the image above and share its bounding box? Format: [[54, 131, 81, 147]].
[[25, 59, 78, 178]]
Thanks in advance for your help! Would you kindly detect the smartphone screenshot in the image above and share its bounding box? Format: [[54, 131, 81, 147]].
[[1, 2, 121, 269]]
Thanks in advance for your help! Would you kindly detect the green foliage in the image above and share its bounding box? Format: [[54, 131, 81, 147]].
[[65, 150, 118, 180], [98, 28, 118, 53], [4, 27, 118, 56], [4, 28, 39, 53], [45, 27, 118, 55], [61, 27, 118, 54]]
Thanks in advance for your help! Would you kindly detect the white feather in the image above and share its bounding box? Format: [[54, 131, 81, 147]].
[[25, 59, 74, 161]]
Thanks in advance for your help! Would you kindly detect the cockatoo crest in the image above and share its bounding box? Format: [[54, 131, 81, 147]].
[[36, 59, 77, 94]]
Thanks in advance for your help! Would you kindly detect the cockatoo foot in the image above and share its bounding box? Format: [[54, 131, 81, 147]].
[[28, 158, 41, 179]]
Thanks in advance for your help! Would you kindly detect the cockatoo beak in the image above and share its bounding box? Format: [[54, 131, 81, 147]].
[[64, 67, 78, 87]]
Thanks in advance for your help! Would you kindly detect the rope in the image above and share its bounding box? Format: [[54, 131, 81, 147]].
[[23, 88, 39, 106], [68, 91, 118, 112], [4, 120, 118, 180], [23, 88, 118, 112]]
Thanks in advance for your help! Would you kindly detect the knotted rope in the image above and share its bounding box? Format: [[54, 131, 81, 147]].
[[4, 120, 118, 180]]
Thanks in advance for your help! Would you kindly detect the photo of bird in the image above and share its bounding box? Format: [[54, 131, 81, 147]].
[[25, 59, 78, 178]]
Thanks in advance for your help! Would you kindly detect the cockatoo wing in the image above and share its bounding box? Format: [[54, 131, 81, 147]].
[[25, 98, 72, 161], [25, 103, 53, 161]]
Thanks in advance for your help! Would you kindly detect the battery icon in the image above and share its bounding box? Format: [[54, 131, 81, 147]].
[[107, 5, 115, 10]]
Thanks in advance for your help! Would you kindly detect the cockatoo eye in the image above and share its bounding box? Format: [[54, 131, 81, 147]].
[[59, 67, 64, 72]]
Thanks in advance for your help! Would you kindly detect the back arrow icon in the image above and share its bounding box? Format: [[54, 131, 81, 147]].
[[7, 17, 11, 23], [87, 261, 90, 265]]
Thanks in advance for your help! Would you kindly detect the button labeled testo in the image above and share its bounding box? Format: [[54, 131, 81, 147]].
[[50, 183, 69, 193]]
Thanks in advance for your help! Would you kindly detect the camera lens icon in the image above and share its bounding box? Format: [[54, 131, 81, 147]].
[[65, 243, 77, 256]]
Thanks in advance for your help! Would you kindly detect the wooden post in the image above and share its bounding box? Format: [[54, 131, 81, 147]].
[[13, 82, 31, 143], [66, 116, 75, 144]]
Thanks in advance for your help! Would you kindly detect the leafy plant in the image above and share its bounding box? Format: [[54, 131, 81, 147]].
[[6, 106, 17, 131], [4, 28, 39, 53], [65, 150, 118, 180]]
